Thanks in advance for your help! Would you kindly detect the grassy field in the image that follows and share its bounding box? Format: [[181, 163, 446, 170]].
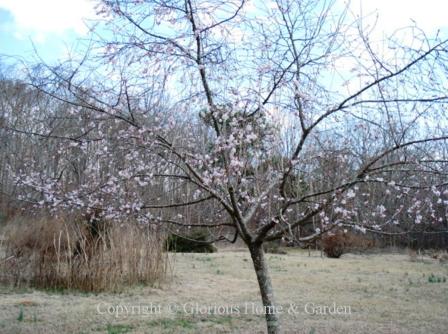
[[0, 249, 447, 333]]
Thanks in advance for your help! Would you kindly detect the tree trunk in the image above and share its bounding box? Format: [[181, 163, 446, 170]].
[[249, 243, 281, 334]]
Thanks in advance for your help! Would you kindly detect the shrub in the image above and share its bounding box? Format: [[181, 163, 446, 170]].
[[263, 241, 287, 255], [166, 230, 217, 253], [320, 230, 375, 258], [428, 273, 447, 283], [439, 254, 448, 264], [321, 233, 346, 258], [430, 251, 448, 264], [0, 215, 168, 292], [344, 232, 376, 251]]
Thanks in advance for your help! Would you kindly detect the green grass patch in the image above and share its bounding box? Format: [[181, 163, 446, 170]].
[[206, 315, 233, 325], [147, 317, 196, 330], [106, 323, 134, 334]]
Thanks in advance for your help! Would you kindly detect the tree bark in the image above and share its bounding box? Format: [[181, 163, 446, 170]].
[[249, 243, 281, 334]]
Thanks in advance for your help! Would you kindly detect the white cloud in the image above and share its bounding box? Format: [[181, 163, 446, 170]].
[[0, 0, 96, 38]]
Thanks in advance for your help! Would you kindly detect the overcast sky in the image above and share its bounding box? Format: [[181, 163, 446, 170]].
[[0, 0, 447, 63]]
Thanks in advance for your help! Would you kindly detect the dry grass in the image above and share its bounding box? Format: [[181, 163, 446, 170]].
[[0, 216, 168, 292], [0, 248, 447, 333]]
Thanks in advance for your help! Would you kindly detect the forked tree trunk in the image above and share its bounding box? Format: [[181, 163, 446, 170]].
[[249, 243, 281, 334]]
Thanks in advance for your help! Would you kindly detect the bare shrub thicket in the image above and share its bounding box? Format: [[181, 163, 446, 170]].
[[0, 215, 168, 291], [322, 233, 346, 258], [321, 231, 376, 258]]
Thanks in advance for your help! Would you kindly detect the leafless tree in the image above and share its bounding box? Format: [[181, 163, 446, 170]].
[[2, 1, 448, 333]]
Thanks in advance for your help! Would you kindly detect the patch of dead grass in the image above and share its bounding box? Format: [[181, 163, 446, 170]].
[[0, 250, 447, 333]]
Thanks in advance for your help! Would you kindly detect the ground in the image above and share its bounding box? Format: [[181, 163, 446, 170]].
[[0, 249, 447, 333]]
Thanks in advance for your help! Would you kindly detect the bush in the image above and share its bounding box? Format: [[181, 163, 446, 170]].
[[166, 230, 217, 253], [344, 232, 376, 251], [321, 233, 346, 258], [320, 230, 376, 258], [263, 241, 287, 254], [0, 215, 168, 292], [430, 251, 448, 264]]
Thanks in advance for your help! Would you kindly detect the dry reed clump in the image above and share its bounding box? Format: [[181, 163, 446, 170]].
[[0, 215, 168, 292]]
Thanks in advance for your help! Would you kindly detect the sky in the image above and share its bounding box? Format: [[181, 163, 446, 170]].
[[0, 0, 95, 62], [0, 0, 447, 64]]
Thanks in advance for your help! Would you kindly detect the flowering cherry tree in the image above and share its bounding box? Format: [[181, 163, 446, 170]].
[[5, 1, 448, 333]]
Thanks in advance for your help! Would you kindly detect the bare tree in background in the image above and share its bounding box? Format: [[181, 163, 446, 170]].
[[2, 1, 448, 333]]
